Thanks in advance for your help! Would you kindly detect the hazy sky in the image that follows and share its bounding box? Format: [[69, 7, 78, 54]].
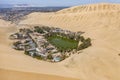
[[0, 0, 120, 6]]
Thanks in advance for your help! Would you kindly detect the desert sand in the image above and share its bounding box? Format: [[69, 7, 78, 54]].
[[0, 68, 79, 80], [1, 3, 120, 80], [0, 25, 79, 80], [0, 19, 13, 27]]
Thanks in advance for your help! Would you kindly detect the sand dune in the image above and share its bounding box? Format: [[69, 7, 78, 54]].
[[0, 19, 13, 27], [0, 69, 79, 80], [18, 3, 120, 80], [1, 3, 120, 80]]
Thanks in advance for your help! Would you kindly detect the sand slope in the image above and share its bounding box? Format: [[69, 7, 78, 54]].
[[0, 69, 79, 80], [0, 19, 13, 27], [19, 3, 120, 80]]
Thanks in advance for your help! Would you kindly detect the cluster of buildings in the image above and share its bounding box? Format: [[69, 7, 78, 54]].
[[9, 28, 64, 62], [9, 26, 85, 62]]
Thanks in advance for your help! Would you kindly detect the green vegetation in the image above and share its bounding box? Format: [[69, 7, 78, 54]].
[[47, 35, 79, 51], [24, 51, 29, 55], [34, 55, 43, 60], [24, 51, 43, 60], [47, 54, 53, 60], [13, 41, 21, 46], [78, 38, 91, 50], [34, 26, 44, 33]]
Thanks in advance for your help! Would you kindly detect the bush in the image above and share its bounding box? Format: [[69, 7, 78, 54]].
[[34, 26, 44, 33], [35, 56, 43, 60], [24, 51, 29, 55], [47, 54, 53, 60], [78, 38, 91, 50], [80, 36, 85, 42], [13, 41, 21, 46]]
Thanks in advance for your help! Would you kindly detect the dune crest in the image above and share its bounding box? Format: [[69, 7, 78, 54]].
[[57, 3, 120, 13]]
